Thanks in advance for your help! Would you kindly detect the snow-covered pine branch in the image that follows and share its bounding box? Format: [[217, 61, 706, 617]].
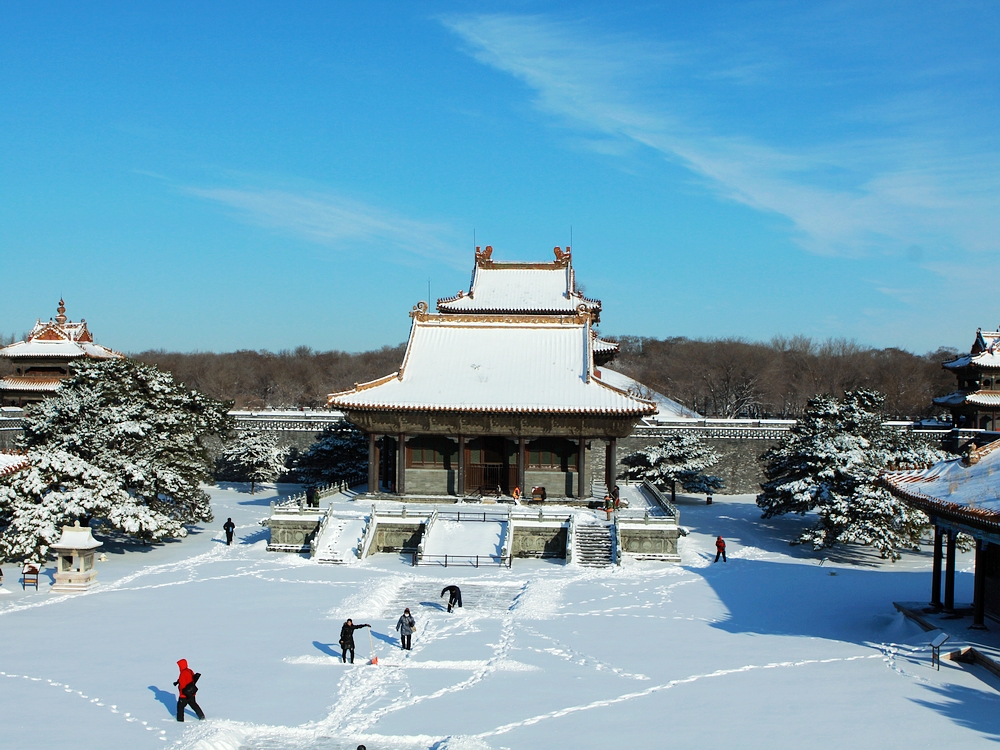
[[0, 358, 231, 560], [216, 430, 288, 493], [292, 424, 367, 487], [619, 433, 725, 500], [756, 389, 946, 560]]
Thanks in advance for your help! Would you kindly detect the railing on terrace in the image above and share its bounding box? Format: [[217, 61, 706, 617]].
[[273, 472, 366, 510], [230, 409, 347, 432], [411, 553, 512, 568], [639, 480, 679, 519]]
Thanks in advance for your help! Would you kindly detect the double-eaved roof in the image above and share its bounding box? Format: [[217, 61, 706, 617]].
[[0, 300, 121, 362], [883, 440, 1000, 534], [329, 247, 654, 417]]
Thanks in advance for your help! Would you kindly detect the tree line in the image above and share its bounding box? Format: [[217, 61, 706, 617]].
[[610, 335, 957, 419], [133, 345, 407, 410]]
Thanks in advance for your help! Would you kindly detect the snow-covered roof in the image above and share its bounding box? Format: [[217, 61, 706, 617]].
[[594, 367, 701, 420], [0, 376, 63, 393], [0, 452, 29, 477], [51, 521, 102, 551], [329, 309, 655, 416], [437, 246, 601, 317], [944, 329, 1000, 370], [883, 440, 1000, 531], [591, 332, 618, 354], [0, 300, 121, 362], [934, 391, 1000, 407]]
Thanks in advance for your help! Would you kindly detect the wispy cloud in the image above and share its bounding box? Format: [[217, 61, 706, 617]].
[[443, 13, 1000, 260], [186, 187, 466, 268]]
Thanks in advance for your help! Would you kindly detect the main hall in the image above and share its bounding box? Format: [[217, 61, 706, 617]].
[[328, 246, 656, 501]]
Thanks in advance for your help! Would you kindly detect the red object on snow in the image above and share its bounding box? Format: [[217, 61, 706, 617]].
[[177, 659, 195, 695]]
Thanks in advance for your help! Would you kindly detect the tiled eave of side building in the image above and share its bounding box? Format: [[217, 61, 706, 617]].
[[934, 391, 1000, 408], [882, 440, 1000, 537], [328, 306, 655, 418], [0, 376, 63, 393]]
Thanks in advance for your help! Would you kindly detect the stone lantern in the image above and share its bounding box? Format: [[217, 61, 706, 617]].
[[50, 521, 102, 593]]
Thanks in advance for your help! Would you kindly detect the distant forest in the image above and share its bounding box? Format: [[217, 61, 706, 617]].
[[611, 336, 957, 419], [117, 336, 960, 419], [132, 346, 407, 411]]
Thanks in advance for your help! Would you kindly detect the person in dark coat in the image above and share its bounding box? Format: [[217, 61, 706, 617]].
[[223, 518, 236, 546], [339, 618, 371, 664], [395, 607, 415, 650], [440, 585, 463, 613], [174, 659, 205, 721], [715, 536, 727, 563]]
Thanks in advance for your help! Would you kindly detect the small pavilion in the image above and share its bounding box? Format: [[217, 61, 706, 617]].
[[934, 328, 1000, 431], [883, 441, 1000, 627], [0, 300, 122, 407], [328, 247, 656, 500]]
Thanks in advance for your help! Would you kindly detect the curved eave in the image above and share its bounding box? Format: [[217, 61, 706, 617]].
[[882, 476, 1000, 535], [329, 402, 655, 416]]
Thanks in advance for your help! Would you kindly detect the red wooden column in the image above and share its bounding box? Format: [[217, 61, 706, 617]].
[[517, 437, 526, 496], [457, 434, 466, 497], [367, 433, 379, 493], [396, 433, 406, 495], [944, 530, 957, 613], [972, 539, 988, 629], [607, 438, 617, 491], [930, 525, 943, 609]]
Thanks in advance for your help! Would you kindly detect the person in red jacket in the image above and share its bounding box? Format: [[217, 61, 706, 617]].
[[715, 536, 727, 563], [174, 659, 205, 722]]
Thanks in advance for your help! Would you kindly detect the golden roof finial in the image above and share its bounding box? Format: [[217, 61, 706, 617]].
[[56, 298, 67, 325]]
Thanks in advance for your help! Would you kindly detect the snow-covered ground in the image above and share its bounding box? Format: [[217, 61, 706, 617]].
[[422, 520, 504, 557], [1, 484, 997, 749]]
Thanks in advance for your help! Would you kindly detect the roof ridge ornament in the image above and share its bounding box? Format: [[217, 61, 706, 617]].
[[553, 246, 571, 266], [410, 300, 430, 322], [55, 298, 67, 326], [475, 245, 493, 266]]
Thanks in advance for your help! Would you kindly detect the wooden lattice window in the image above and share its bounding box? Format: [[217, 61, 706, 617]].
[[406, 437, 454, 468], [526, 438, 578, 472]]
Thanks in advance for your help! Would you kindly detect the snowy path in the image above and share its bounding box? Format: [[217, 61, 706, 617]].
[[1, 485, 997, 749]]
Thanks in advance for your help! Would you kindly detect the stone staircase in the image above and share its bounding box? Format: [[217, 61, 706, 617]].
[[313, 519, 350, 564], [575, 523, 614, 567]]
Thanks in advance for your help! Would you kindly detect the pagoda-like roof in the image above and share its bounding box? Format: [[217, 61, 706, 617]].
[[883, 440, 1000, 534], [0, 300, 121, 361], [437, 246, 602, 318], [329, 304, 654, 416], [944, 329, 1000, 370]]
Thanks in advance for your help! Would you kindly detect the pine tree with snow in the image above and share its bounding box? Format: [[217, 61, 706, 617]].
[[756, 389, 945, 560], [293, 424, 367, 487], [620, 434, 724, 501], [0, 358, 231, 559], [216, 430, 288, 493]]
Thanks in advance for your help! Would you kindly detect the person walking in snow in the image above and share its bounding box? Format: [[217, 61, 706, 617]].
[[714, 536, 727, 563], [339, 618, 371, 664], [173, 659, 205, 722], [395, 607, 416, 650], [441, 584, 463, 613], [223, 518, 236, 546]]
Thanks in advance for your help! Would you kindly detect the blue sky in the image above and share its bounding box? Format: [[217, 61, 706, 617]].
[[2, 2, 997, 354]]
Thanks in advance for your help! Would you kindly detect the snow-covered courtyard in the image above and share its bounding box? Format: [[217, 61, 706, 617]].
[[2, 485, 998, 750]]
